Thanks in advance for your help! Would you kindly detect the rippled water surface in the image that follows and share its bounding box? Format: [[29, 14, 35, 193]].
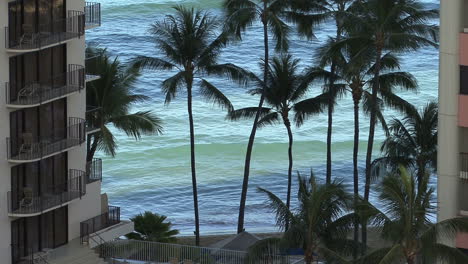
[[87, 0, 440, 234]]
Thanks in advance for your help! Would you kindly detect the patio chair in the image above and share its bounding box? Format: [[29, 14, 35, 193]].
[[19, 133, 35, 156], [19, 187, 34, 209], [18, 83, 38, 102]]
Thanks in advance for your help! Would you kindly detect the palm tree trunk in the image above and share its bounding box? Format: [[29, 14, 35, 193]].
[[352, 87, 361, 258], [326, 100, 333, 184], [363, 45, 383, 251], [284, 115, 293, 225], [187, 78, 200, 246], [87, 134, 100, 162], [237, 3, 269, 234], [325, 23, 342, 184]]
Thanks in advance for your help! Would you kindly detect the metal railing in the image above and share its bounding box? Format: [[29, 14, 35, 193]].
[[6, 64, 85, 107], [98, 240, 294, 264], [80, 206, 121, 244], [5, 11, 84, 51], [85, 2, 101, 29], [86, 158, 102, 183], [461, 153, 468, 180], [85, 52, 102, 82], [7, 170, 86, 216], [7, 117, 86, 162], [86, 106, 102, 133], [12, 246, 50, 264]]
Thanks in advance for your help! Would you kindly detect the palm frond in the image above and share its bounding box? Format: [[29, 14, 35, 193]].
[[199, 79, 234, 112]]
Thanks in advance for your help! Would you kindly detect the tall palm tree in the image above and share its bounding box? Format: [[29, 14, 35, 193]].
[[315, 36, 418, 252], [340, 0, 438, 247], [342, 0, 438, 203], [289, 0, 356, 184], [224, 0, 293, 234], [357, 168, 468, 264], [372, 102, 438, 186], [255, 172, 357, 264], [227, 55, 328, 215], [86, 48, 163, 162], [132, 6, 247, 246]]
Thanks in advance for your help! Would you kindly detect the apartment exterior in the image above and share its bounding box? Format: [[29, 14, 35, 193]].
[[0, 1, 133, 263], [439, 0, 468, 253]]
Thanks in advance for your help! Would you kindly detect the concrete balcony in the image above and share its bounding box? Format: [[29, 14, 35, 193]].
[[4, 12, 85, 54], [80, 206, 134, 248], [86, 106, 102, 135], [85, 53, 101, 82], [5, 65, 85, 109], [7, 170, 86, 217], [6, 118, 86, 164], [86, 158, 102, 184], [85, 2, 102, 30]]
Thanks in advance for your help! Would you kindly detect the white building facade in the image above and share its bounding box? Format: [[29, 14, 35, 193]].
[[0, 1, 132, 263]]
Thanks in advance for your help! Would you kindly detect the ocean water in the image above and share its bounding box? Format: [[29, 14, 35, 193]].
[[86, 0, 440, 235]]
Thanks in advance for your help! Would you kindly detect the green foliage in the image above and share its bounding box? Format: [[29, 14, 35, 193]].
[[373, 102, 438, 184], [252, 171, 359, 264], [126, 211, 180, 243], [356, 168, 468, 264], [86, 47, 163, 161]]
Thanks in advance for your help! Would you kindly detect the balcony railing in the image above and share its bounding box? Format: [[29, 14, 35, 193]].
[[461, 153, 468, 180], [80, 206, 121, 244], [86, 158, 102, 183], [85, 2, 102, 29], [6, 64, 85, 108], [86, 106, 102, 134], [7, 170, 86, 216], [12, 245, 51, 264], [7, 117, 86, 163], [5, 11, 85, 52], [85, 52, 102, 82]]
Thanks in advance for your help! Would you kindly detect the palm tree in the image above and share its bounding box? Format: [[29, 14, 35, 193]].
[[223, 0, 292, 234], [227, 54, 328, 215], [132, 6, 247, 246], [372, 102, 438, 186], [86, 48, 163, 162], [339, 0, 438, 247], [315, 37, 418, 251], [289, 0, 356, 184], [126, 211, 179, 243], [255, 171, 357, 264], [342, 0, 438, 203], [357, 168, 468, 264]]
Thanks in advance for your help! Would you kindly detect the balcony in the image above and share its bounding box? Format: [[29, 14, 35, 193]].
[[5, 64, 85, 109], [80, 206, 134, 247], [7, 117, 86, 163], [5, 11, 85, 53], [85, 2, 102, 30], [7, 170, 86, 217], [85, 53, 101, 82], [86, 158, 102, 183], [86, 106, 102, 134]]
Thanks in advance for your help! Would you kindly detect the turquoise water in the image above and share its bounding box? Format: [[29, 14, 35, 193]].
[[87, 0, 440, 235]]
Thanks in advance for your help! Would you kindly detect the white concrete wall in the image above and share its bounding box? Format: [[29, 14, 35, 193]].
[[66, 0, 103, 241], [438, 0, 463, 223], [0, 1, 12, 263], [0, 1, 103, 262]]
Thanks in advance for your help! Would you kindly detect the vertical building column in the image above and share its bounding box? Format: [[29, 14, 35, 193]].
[[0, 0, 12, 263], [438, 2, 464, 259], [65, 0, 104, 241]]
